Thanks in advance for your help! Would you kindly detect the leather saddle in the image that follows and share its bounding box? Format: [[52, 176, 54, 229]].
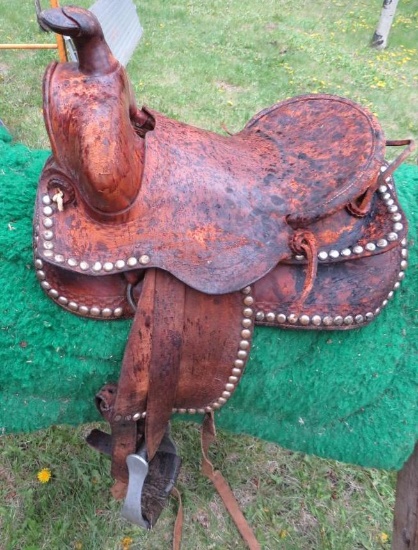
[[34, 6, 413, 546]]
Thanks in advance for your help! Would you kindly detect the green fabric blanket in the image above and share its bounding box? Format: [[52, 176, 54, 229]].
[[0, 126, 417, 470]]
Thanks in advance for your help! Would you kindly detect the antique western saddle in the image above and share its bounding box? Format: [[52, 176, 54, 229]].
[[34, 6, 413, 547]]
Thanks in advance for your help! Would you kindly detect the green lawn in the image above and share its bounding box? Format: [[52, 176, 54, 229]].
[[0, 0, 417, 548]]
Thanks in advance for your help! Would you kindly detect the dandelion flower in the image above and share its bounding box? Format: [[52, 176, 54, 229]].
[[380, 532, 389, 543], [37, 468, 52, 483], [121, 537, 133, 550]]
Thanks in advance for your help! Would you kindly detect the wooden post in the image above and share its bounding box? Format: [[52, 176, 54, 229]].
[[392, 443, 418, 549], [49, 0, 67, 62]]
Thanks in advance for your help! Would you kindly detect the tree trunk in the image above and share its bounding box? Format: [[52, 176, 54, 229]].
[[371, 0, 400, 50]]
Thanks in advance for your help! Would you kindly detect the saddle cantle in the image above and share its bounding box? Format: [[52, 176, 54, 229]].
[[33, 5, 414, 547]]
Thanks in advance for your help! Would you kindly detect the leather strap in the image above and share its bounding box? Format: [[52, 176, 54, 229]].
[[201, 413, 261, 550]]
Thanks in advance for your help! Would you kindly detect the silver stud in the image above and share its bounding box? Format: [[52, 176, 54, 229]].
[[266, 312, 275, 322], [114, 415, 122, 422], [90, 307, 101, 316], [102, 308, 113, 318], [255, 311, 265, 321], [401, 238, 407, 246], [387, 232, 398, 242], [241, 286, 251, 295], [229, 376, 238, 383], [318, 251, 328, 261], [58, 296, 68, 305], [232, 368, 242, 376], [355, 314, 364, 324], [386, 198, 395, 206], [243, 296, 254, 306], [127, 257, 138, 267], [68, 258, 78, 267], [377, 239, 388, 248], [375, 307, 381, 315], [43, 241, 54, 250], [141, 412, 147, 419], [287, 314, 298, 324], [237, 350, 247, 359], [103, 262, 113, 272], [382, 299, 388, 307], [242, 318, 252, 328], [241, 329, 251, 339], [295, 254, 305, 261], [42, 195, 52, 205], [217, 398, 227, 405], [400, 260, 407, 269], [388, 205, 398, 213], [205, 406, 213, 413], [35, 259, 43, 269], [41, 281, 51, 290], [393, 282, 401, 290], [343, 315, 354, 325], [197, 409, 206, 414], [79, 306, 89, 315], [277, 313, 286, 324], [114, 307, 123, 317], [333, 316, 343, 326], [329, 250, 340, 259], [79, 261, 89, 271], [234, 359, 244, 369], [55, 254, 65, 263], [243, 308, 254, 318], [44, 250, 53, 258], [225, 383, 235, 391], [222, 391, 231, 398], [365, 312, 374, 321], [43, 230, 54, 240], [68, 302, 78, 311], [323, 316, 333, 326], [92, 262, 102, 272], [43, 206, 53, 216], [380, 166, 387, 172], [392, 213, 402, 222], [312, 315, 322, 326], [48, 289, 59, 298], [365, 243, 376, 252], [36, 270, 46, 280], [139, 254, 150, 265], [115, 260, 126, 270], [341, 248, 351, 257], [378, 185, 388, 193], [187, 409, 196, 415], [299, 315, 310, 326], [401, 249, 408, 259], [178, 408, 187, 414], [43, 218, 53, 228], [239, 340, 250, 350], [398, 271, 405, 280], [132, 413, 141, 421], [393, 222, 404, 232], [353, 245, 364, 255]]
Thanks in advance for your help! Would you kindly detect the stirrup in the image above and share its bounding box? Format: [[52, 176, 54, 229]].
[[122, 430, 181, 528]]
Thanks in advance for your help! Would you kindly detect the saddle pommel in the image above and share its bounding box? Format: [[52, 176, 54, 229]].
[[40, 6, 145, 221]]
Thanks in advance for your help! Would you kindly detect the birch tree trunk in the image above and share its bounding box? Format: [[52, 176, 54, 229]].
[[371, 0, 400, 50]]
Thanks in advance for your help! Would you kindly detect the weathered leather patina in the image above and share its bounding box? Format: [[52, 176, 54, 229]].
[[33, 5, 413, 547]]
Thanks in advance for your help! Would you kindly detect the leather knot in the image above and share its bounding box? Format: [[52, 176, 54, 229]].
[[289, 230, 318, 308]]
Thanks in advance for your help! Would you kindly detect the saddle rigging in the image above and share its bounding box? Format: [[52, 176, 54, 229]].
[[34, 6, 414, 548]]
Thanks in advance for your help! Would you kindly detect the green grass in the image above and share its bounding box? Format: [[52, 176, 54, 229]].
[[0, 0, 417, 548]]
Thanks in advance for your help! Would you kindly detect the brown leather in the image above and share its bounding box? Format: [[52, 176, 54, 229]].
[[33, 5, 413, 546]]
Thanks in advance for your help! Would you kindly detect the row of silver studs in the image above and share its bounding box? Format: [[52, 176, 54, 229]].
[[39, 194, 151, 270], [294, 168, 403, 262], [115, 286, 254, 422], [172, 286, 254, 416], [257, 239, 408, 328], [34, 257, 124, 318]]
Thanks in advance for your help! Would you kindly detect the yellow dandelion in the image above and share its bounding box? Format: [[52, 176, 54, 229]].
[[279, 529, 289, 539], [37, 468, 52, 483], [121, 537, 133, 550], [380, 532, 389, 544]]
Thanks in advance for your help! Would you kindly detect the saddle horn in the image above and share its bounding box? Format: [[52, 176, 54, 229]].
[[40, 6, 145, 220]]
